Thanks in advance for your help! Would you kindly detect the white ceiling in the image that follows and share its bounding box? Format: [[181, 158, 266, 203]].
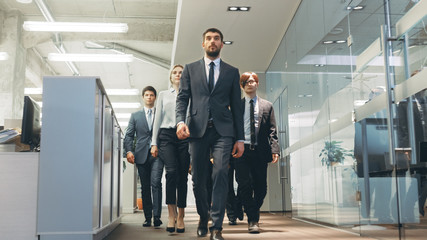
[[0, 0, 301, 127], [172, 0, 300, 73]]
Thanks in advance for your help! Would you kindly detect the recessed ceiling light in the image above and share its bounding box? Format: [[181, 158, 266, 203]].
[[347, 5, 364, 10], [314, 64, 325, 67], [322, 40, 346, 44], [329, 27, 344, 35], [298, 94, 313, 98], [227, 6, 251, 11], [223, 41, 233, 45]]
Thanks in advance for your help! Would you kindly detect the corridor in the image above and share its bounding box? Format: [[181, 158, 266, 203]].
[[104, 206, 377, 240]]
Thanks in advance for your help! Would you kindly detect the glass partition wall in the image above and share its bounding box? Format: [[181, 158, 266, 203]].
[[266, 0, 427, 239]]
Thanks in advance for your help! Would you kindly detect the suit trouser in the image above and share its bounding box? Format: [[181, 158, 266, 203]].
[[158, 128, 190, 207], [136, 153, 164, 220], [226, 160, 243, 221], [189, 126, 233, 231], [234, 146, 268, 223]]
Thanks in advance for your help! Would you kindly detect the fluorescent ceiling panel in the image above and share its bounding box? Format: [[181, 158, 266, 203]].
[[23, 21, 128, 33], [106, 89, 140, 95], [48, 53, 134, 62], [115, 113, 132, 119], [25, 88, 43, 94], [0, 52, 9, 60], [112, 102, 141, 109]]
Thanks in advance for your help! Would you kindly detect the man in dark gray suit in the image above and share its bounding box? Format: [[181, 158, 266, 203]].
[[235, 72, 279, 234], [124, 86, 164, 228], [176, 28, 244, 240]]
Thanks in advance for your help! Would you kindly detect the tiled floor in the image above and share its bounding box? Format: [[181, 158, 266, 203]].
[[104, 206, 378, 240]]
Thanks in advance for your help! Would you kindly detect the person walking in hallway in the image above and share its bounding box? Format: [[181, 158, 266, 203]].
[[151, 65, 190, 234], [124, 86, 164, 228], [234, 72, 279, 234], [175, 28, 245, 240]]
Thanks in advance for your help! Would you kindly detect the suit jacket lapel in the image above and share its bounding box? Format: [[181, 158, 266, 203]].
[[256, 97, 264, 137], [139, 109, 149, 131], [213, 60, 226, 94]]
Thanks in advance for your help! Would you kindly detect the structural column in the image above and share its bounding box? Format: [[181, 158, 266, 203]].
[[0, 10, 26, 126]]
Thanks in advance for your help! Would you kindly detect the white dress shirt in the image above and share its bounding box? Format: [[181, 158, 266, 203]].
[[243, 96, 259, 145], [151, 88, 178, 146], [204, 56, 220, 88], [144, 106, 154, 129]]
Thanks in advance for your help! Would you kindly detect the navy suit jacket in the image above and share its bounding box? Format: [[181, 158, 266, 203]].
[[176, 58, 244, 140], [242, 97, 279, 162], [123, 109, 154, 164]]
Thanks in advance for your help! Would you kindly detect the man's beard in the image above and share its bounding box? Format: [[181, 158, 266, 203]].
[[206, 48, 220, 58]]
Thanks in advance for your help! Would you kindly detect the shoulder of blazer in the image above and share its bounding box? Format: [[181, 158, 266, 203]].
[[132, 110, 146, 121], [133, 109, 145, 116], [219, 60, 238, 72], [258, 97, 272, 110], [186, 59, 204, 68]]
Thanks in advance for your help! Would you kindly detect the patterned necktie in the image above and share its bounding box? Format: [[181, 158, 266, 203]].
[[147, 109, 152, 130], [209, 62, 215, 93], [250, 99, 256, 146]]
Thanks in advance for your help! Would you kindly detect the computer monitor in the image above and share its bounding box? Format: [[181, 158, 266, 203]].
[[354, 118, 392, 177], [21, 96, 41, 151]]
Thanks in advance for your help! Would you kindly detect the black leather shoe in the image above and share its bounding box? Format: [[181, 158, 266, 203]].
[[210, 229, 224, 240], [176, 227, 185, 233], [248, 221, 260, 234], [197, 219, 208, 237], [228, 218, 237, 225], [237, 209, 244, 221], [153, 217, 163, 227], [166, 226, 175, 233], [142, 218, 151, 227]]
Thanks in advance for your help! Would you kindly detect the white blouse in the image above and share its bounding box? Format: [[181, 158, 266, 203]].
[[151, 88, 178, 146]]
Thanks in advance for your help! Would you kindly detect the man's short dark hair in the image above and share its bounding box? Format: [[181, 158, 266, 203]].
[[203, 28, 224, 42], [142, 86, 157, 97]]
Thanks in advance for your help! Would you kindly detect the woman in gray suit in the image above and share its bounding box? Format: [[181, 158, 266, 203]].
[[151, 65, 190, 233]]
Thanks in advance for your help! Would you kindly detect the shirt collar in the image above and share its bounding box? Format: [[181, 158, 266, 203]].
[[245, 95, 258, 103], [170, 87, 176, 93], [144, 106, 154, 113], [204, 56, 221, 67]]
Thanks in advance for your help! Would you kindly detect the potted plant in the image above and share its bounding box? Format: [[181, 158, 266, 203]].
[[319, 140, 353, 167]]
